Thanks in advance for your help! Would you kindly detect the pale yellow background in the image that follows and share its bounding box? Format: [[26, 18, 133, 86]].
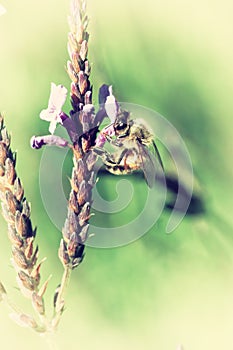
[[0, 1, 232, 349]]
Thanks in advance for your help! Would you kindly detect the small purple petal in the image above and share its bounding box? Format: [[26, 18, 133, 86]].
[[80, 104, 95, 133], [105, 124, 115, 137], [94, 108, 106, 127], [95, 124, 115, 147], [98, 84, 110, 105], [62, 117, 79, 143], [30, 135, 69, 149], [84, 91, 92, 105], [95, 133, 106, 147], [59, 112, 69, 123]]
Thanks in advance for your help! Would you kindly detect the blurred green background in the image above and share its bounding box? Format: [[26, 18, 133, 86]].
[[0, 0, 233, 349]]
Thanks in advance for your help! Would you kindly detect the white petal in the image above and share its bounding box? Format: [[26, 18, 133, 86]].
[[48, 83, 68, 112], [40, 108, 56, 121], [105, 95, 118, 122], [49, 120, 57, 134], [83, 104, 95, 114]]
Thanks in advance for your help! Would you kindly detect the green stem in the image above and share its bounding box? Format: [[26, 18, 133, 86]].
[[52, 266, 72, 330]]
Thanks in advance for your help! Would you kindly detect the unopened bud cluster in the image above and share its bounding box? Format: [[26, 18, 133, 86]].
[[60, 151, 97, 268], [68, 0, 92, 113], [0, 115, 48, 330]]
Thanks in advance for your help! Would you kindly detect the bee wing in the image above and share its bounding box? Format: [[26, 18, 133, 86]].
[[152, 140, 164, 171], [137, 140, 163, 188], [136, 143, 155, 188]]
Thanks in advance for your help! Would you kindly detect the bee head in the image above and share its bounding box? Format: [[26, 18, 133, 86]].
[[114, 111, 131, 137]]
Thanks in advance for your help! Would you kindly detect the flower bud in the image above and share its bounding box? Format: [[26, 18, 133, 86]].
[[0, 142, 7, 164], [5, 158, 16, 185], [32, 292, 45, 315], [12, 246, 28, 270]]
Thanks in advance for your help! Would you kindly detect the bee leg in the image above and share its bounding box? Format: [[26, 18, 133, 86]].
[[112, 139, 123, 147], [123, 151, 131, 170], [93, 147, 107, 157], [113, 148, 129, 165], [93, 147, 129, 168], [93, 147, 124, 167], [93, 147, 114, 163]]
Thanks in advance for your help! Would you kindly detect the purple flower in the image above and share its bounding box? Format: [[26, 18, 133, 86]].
[[95, 124, 115, 147], [95, 133, 106, 147], [98, 84, 111, 105], [40, 83, 68, 134], [30, 135, 69, 149]]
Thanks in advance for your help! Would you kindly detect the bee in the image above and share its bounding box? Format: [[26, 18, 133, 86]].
[[94, 110, 164, 188]]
